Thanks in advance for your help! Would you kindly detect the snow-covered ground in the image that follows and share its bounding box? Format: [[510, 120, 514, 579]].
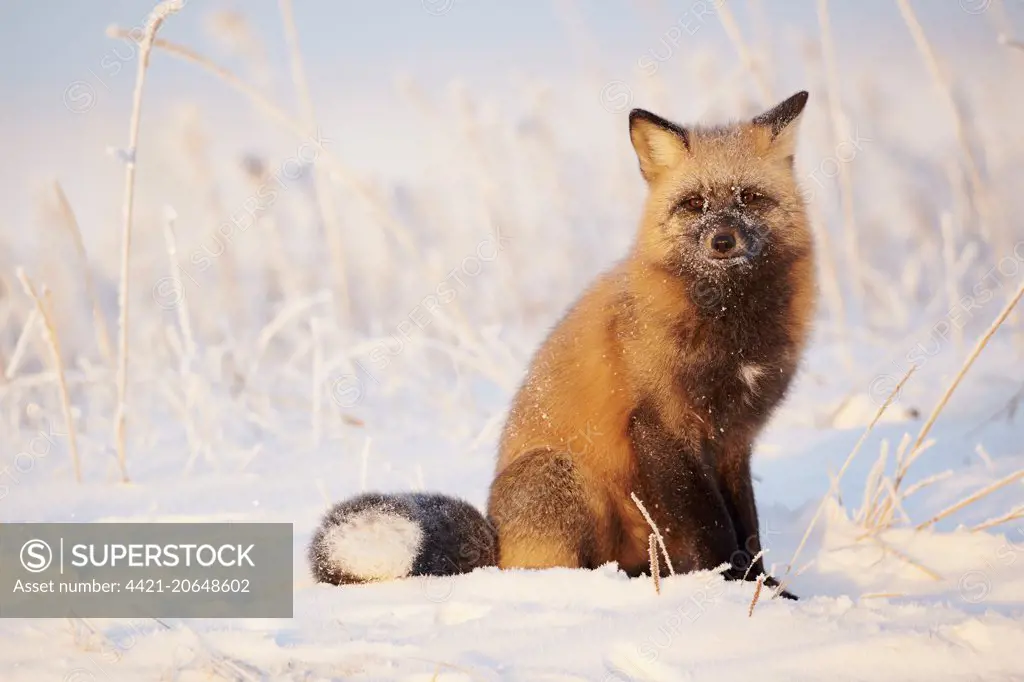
[[2, 1, 1023, 679], [0, 340, 1021, 681]]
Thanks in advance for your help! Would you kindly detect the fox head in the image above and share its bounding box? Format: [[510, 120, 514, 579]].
[[628, 91, 812, 293]]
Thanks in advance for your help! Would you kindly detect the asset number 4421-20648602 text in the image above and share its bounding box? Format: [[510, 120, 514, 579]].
[[124, 578, 250, 593]]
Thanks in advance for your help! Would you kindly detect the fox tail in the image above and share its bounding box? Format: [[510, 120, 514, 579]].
[[308, 492, 498, 584]]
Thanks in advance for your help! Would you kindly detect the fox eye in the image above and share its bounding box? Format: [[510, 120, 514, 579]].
[[739, 189, 762, 205], [680, 195, 705, 212]]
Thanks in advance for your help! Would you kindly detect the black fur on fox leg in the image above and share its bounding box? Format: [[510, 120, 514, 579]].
[[628, 404, 798, 600], [713, 442, 798, 600], [308, 492, 498, 585], [628, 402, 742, 576]]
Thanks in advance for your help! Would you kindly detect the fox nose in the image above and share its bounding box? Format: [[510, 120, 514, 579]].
[[707, 229, 741, 258]]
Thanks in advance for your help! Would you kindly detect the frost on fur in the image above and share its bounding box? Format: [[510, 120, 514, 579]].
[[308, 492, 498, 585], [321, 509, 423, 582]]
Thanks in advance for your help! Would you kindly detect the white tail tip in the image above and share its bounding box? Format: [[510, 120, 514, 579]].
[[321, 509, 423, 581]]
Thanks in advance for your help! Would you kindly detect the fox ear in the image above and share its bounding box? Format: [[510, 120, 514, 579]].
[[752, 91, 809, 152], [629, 109, 690, 183]]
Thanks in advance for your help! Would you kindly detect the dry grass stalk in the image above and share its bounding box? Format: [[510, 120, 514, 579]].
[[893, 430, 913, 478], [742, 550, 765, 581], [975, 444, 996, 471], [0, 292, 9, 381], [51, 181, 113, 362], [398, 657, 479, 682], [864, 439, 936, 533], [16, 269, 81, 482], [939, 212, 963, 351], [630, 492, 676, 576], [5, 308, 40, 380], [106, 29, 293, 140], [857, 438, 891, 526], [648, 533, 661, 595], [160, 207, 195, 359], [310, 317, 324, 447], [342, 414, 365, 427], [714, 0, 772, 103], [112, 0, 184, 484], [177, 111, 243, 331], [879, 477, 912, 529], [769, 578, 790, 601], [794, 560, 816, 578], [816, 0, 864, 309], [748, 575, 764, 617], [860, 592, 906, 600], [972, 505, 1024, 532], [158, 208, 205, 472], [277, 0, 350, 320], [895, 0, 990, 234], [865, 461, 915, 533], [240, 157, 298, 305], [247, 290, 331, 377], [105, 28, 415, 253], [916, 468, 1024, 531], [787, 366, 916, 573], [900, 469, 953, 501], [898, 281, 1024, 491], [0, 245, 17, 382], [806, 190, 851, 370], [869, 534, 942, 581]]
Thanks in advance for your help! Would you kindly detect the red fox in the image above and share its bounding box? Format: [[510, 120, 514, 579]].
[[309, 92, 815, 597]]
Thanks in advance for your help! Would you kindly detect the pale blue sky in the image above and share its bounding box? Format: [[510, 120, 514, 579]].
[[0, 1, 1017, 237], [0, 1, 1011, 114]]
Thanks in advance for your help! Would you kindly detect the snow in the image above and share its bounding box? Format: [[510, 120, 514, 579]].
[[318, 507, 423, 583], [2, 2, 1024, 679], [1, 346, 1022, 680]]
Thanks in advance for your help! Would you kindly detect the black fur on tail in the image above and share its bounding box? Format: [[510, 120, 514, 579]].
[[308, 492, 498, 585]]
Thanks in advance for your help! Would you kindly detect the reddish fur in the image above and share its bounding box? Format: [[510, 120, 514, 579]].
[[488, 93, 816, 581]]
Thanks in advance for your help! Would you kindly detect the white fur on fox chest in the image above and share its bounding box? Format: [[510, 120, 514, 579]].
[[739, 363, 765, 395]]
